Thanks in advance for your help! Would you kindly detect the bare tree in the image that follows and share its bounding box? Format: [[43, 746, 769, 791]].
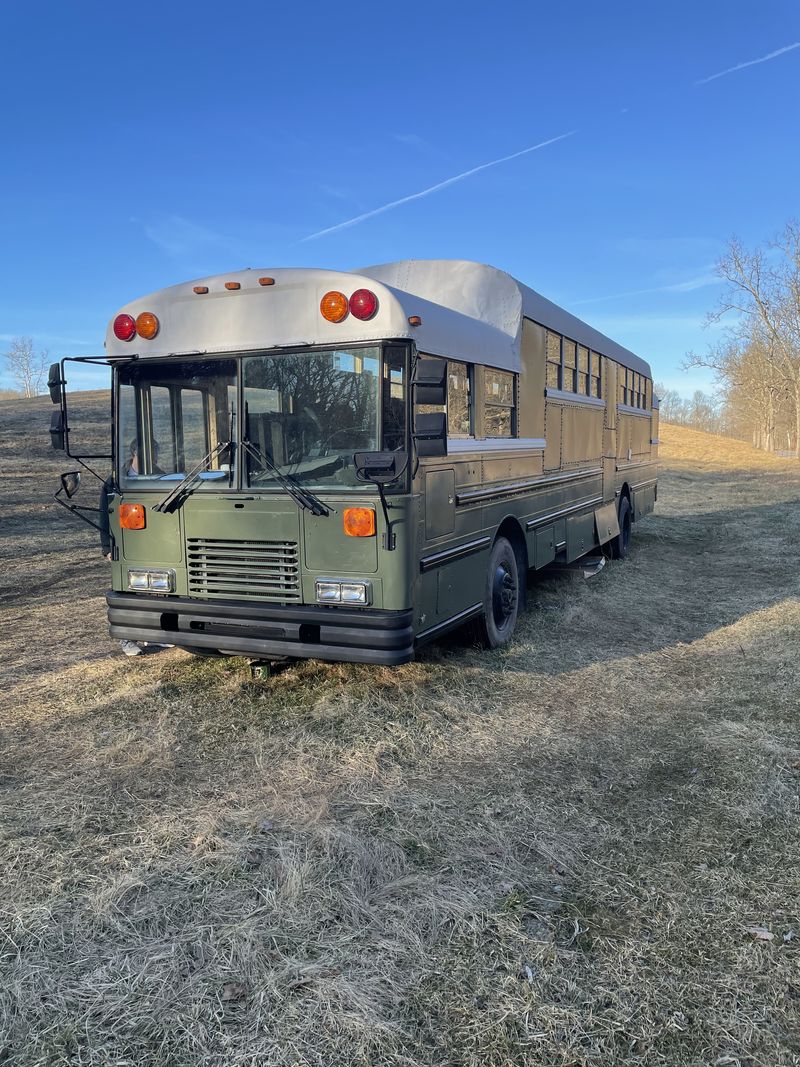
[[689, 222, 800, 456], [4, 337, 49, 398]]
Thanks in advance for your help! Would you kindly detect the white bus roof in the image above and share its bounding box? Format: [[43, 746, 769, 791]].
[[106, 259, 651, 378]]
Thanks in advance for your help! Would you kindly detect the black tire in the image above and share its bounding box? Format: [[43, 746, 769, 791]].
[[476, 536, 520, 648], [611, 495, 632, 559]]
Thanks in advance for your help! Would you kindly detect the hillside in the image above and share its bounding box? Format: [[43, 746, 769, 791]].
[[659, 420, 796, 469], [1, 399, 799, 1066]]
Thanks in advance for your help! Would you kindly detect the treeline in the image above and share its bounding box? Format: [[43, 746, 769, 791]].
[[686, 220, 800, 456], [655, 385, 726, 435]]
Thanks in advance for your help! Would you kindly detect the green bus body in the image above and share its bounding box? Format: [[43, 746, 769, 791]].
[[54, 262, 658, 664]]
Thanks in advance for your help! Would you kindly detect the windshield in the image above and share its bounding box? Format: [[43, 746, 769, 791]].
[[244, 346, 403, 489], [116, 346, 408, 493], [118, 359, 237, 489]]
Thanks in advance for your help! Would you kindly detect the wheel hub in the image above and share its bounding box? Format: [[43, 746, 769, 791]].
[[492, 563, 517, 626]]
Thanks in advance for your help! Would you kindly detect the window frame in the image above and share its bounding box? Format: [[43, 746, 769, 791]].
[[482, 366, 517, 439]]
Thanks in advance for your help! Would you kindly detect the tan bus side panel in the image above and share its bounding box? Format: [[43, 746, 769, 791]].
[[651, 406, 660, 459], [633, 483, 656, 520], [519, 319, 546, 440], [561, 405, 604, 467], [617, 414, 651, 461], [544, 402, 561, 471]]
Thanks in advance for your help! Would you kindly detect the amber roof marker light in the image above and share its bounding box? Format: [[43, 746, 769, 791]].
[[224, 281, 241, 290], [258, 277, 275, 286], [135, 312, 159, 340], [320, 290, 349, 323], [408, 315, 422, 327], [193, 286, 209, 295]]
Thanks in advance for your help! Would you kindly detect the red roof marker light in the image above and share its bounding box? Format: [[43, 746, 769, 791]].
[[350, 288, 378, 321], [113, 314, 136, 341]]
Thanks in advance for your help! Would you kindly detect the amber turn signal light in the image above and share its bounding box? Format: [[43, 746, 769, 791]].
[[343, 507, 376, 537], [320, 290, 348, 323], [120, 503, 146, 530], [135, 311, 159, 339]]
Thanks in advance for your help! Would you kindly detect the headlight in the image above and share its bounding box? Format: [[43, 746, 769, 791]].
[[340, 582, 368, 604], [127, 568, 175, 592], [315, 578, 370, 605], [315, 581, 342, 603]]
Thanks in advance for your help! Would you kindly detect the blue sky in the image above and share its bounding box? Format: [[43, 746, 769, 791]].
[[2, 1, 799, 394]]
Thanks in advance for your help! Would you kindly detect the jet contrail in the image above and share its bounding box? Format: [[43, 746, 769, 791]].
[[695, 41, 800, 85], [572, 273, 720, 306], [300, 130, 578, 242]]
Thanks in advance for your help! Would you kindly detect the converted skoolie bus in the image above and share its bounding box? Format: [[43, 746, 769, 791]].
[[48, 260, 658, 665]]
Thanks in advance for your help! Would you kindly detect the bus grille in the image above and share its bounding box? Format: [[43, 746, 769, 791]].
[[186, 538, 301, 601]]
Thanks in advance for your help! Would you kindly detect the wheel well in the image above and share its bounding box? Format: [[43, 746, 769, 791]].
[[495, 518, 528, 606]]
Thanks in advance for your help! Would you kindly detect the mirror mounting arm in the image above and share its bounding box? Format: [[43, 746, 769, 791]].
[[52, 488, 103, 534]]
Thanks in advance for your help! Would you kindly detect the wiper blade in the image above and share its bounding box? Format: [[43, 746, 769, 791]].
[[241, 439, 329, 517], [153, 441, 232, 513]]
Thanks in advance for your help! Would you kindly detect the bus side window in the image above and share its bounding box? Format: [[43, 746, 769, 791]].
[[382, 346, 407, 451], [483, 368, 515, 438], [590, 352, 602, 398], [448, 361, 472, 436], [546, 330, 561, 389]]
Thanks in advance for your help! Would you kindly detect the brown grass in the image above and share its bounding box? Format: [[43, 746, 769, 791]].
[[1, 396, 799, 1066]]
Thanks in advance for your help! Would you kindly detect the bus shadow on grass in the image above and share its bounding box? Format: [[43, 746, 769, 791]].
[[420, 498, 800, 676]]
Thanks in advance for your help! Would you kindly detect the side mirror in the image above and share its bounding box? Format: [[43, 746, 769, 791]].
[[413, 412, 448, 458], [354, 451, 408, 484], [60, 471, 81, 498], [48, 362, 63, 405], [412, 357, 447, 406], [49, 410, 66, 451]]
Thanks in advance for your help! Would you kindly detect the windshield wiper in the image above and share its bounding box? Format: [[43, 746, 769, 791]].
[[153, 441, 232, 513], [241, 439, 329, 517]]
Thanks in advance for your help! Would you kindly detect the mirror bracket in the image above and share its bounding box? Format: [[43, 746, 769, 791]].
[[353, 451, 409, 551]]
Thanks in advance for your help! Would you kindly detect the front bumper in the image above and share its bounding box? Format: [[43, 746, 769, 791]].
[[106, 591, 415, 665]]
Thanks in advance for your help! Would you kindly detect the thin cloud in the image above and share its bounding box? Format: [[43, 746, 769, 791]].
[[695, 42, 800, 85], [572, 273, 720, 306], [300, 130, 578, 242], [139, 214, 230, 258]]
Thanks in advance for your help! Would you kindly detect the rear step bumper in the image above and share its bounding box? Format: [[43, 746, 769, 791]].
[[106, 591, 415, 665]]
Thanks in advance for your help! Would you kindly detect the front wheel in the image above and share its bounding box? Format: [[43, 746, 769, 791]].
[[611, 495, 632, 559], [476, 536, 520, 648]]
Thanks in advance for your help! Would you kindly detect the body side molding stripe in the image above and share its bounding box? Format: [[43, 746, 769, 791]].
[[420, 535, 492, 573], [525, 496, 604, 530], [456, 466, 603, 506], [416, 602, 483, 642]]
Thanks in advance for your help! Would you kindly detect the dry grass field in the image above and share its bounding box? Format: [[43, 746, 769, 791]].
[[1, 393, 799, 1067]]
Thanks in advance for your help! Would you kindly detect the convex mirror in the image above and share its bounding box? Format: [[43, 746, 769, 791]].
[[60, 471, 81, 498]]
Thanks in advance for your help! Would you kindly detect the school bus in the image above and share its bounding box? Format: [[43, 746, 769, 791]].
[[49, 260, 658, 664]]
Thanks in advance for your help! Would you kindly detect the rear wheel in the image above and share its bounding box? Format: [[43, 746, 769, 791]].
[[611, 495, 632, 559], [476, 536, 520, 648]]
